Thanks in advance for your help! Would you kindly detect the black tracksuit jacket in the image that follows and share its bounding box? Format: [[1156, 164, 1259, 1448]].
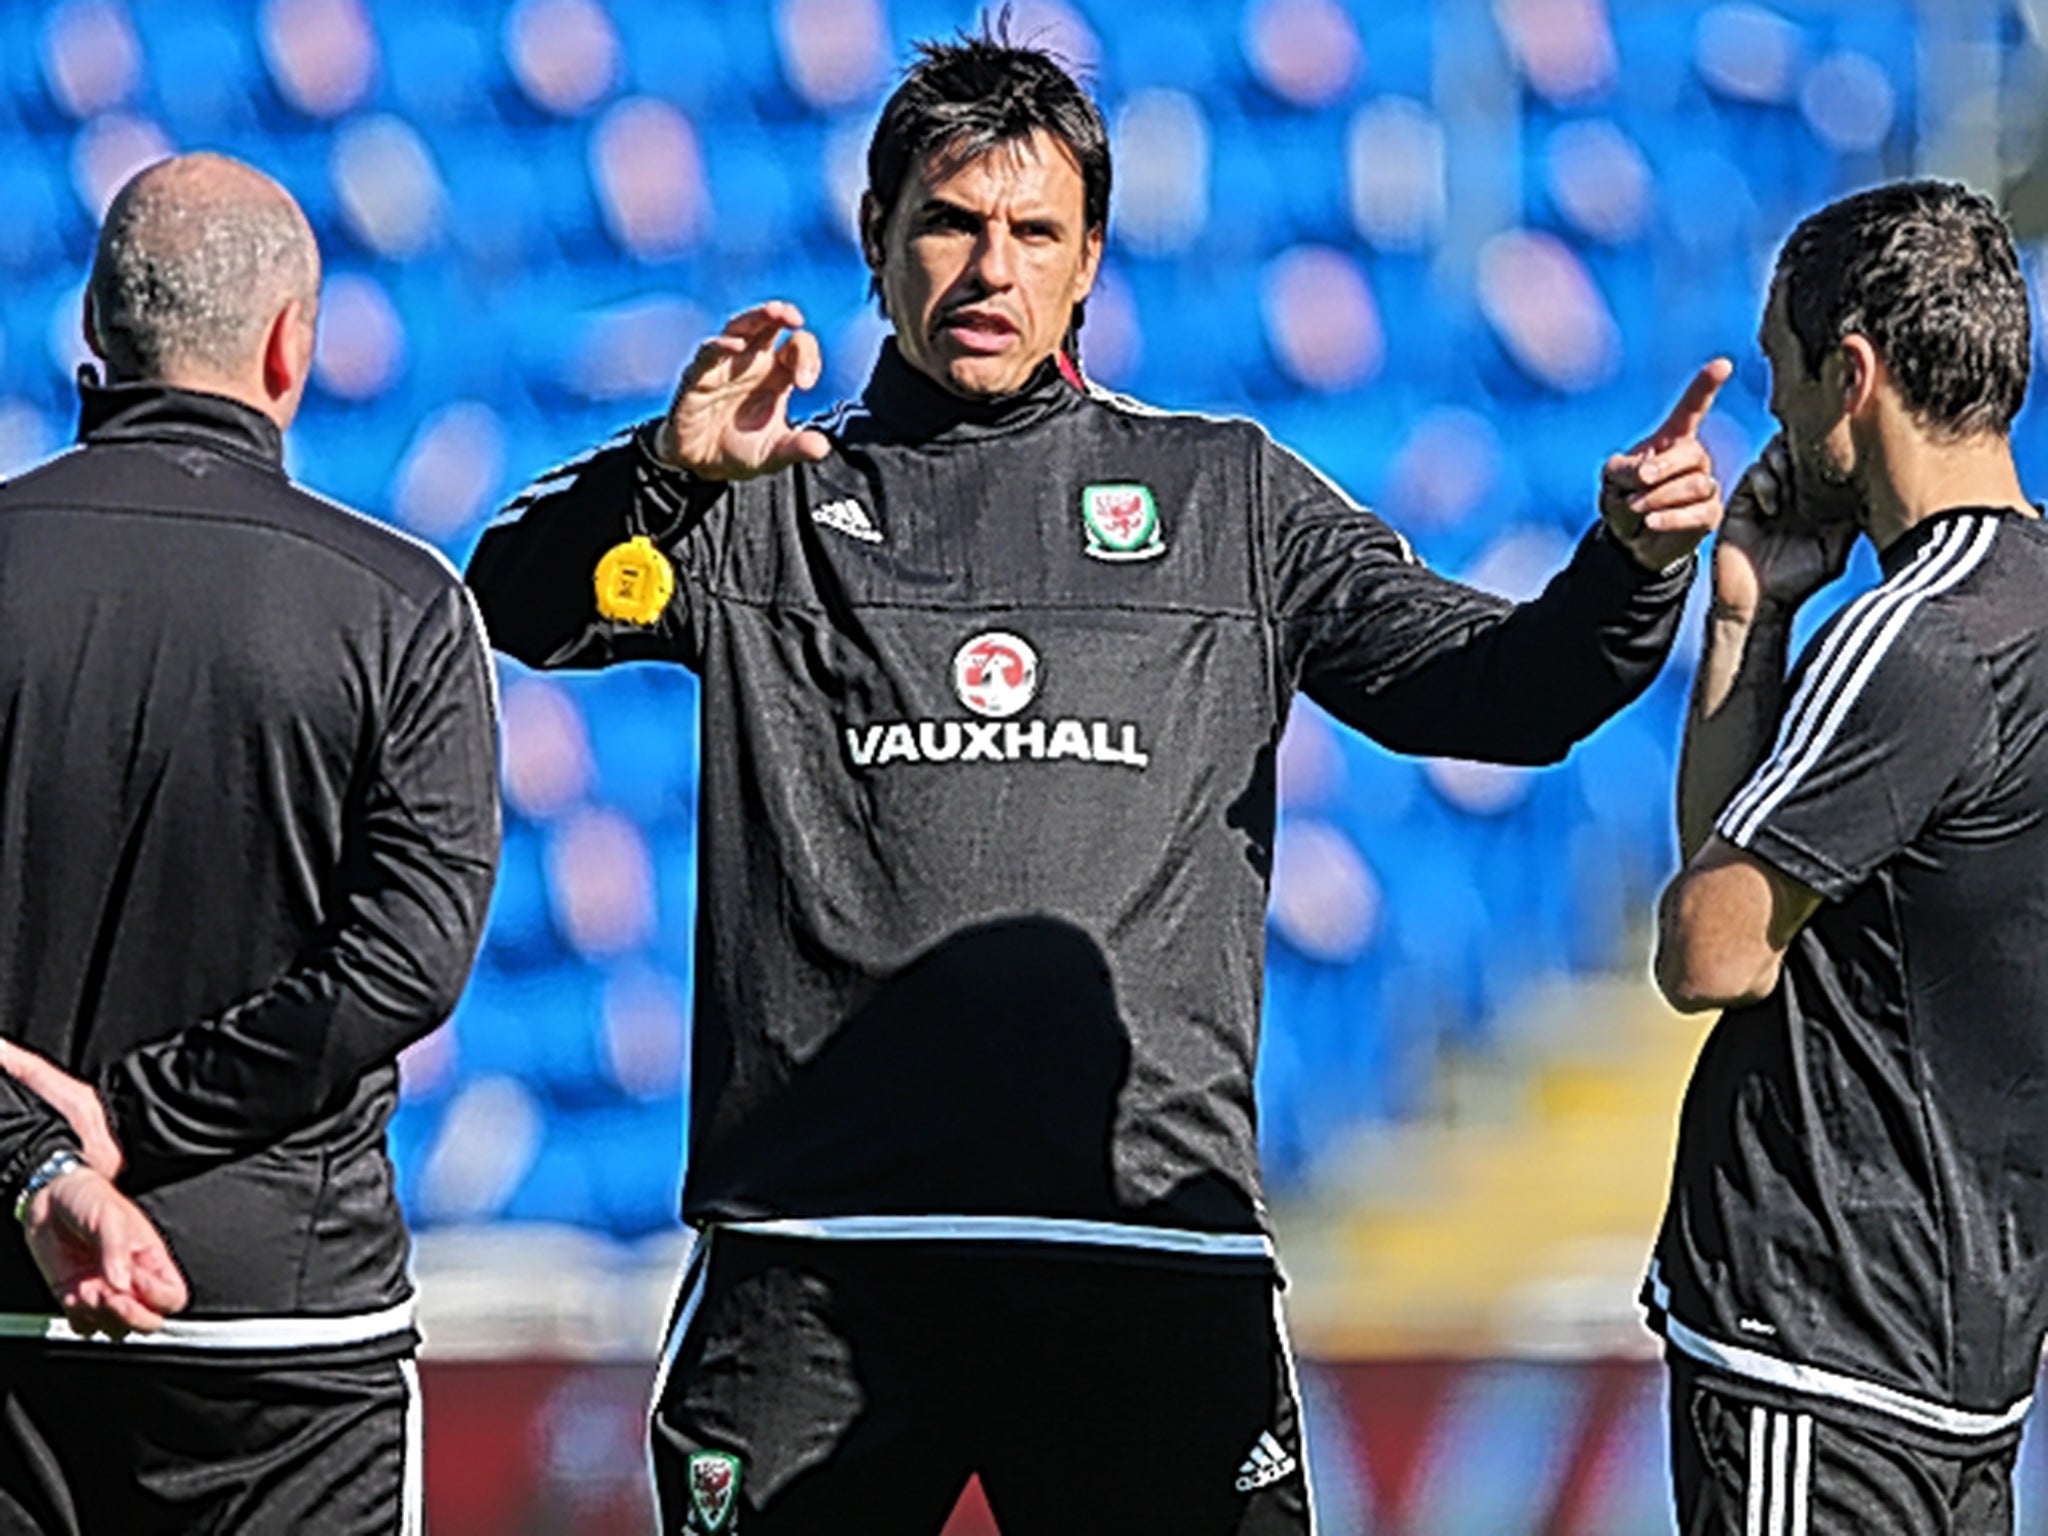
[[0, 384, 499, 1352], [468, 343, 1688, 1263]]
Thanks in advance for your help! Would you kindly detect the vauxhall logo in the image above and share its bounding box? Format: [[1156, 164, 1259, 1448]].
[[842, 630, 1151, 771], [955, 631, 1039, 718]]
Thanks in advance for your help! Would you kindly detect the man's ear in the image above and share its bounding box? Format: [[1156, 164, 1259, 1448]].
[[80, 291, 105, 363], [858, 191, 886, 274], [262, 296, 315, 402], [1838, 333, 1881, 417], [1074, 223, 1105, 304]]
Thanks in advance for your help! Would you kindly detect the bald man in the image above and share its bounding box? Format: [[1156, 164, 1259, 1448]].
[[0, 154, 499, 1534]]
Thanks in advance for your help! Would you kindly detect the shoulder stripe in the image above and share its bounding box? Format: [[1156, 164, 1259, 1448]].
[[1718, 515, 1997, 847], [1764, 517, 1970, 771], [1715, 520, 1958, 840], [1082, 383, 1383, 523], [1084, 381, 1176, 419], [800, 399, 868, 434], [491, 428, 635, 526], [1083, 381, 1257, 432]]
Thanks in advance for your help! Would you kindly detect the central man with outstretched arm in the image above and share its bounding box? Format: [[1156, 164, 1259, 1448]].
[[468, 28, 1725, 1536]]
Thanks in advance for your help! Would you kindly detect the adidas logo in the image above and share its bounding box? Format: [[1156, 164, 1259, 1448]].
[[812, 497, 882, 543], [1235, 1430, 1297, 1492]]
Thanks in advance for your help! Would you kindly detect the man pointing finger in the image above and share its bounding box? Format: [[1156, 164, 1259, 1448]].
[[469, 23, 1719, 1535]]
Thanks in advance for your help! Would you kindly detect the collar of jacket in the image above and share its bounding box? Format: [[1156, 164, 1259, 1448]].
[[859, 337, 1084, 444], [75, 379, 286, 471]]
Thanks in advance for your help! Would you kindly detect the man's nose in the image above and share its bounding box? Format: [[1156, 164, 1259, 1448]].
[[971, 227, 1018, 288]]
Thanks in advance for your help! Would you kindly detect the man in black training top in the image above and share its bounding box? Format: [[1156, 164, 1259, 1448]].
[[1652, 180, 2048, 1534], [471, 28, 1724, 1536], [0, 154, 500, 1534]]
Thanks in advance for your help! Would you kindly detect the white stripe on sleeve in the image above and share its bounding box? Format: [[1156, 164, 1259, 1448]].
[[1720, 518, 1964, 837], [1721, 516, 1997, 846]]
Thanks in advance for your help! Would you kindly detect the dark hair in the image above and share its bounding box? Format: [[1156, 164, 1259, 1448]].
[[865, 12, 1110, 347], [1774, 179, 2030, 439]]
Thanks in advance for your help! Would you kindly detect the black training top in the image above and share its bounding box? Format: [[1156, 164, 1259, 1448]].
[[0, 383, 499, 1355], [469, 342, 1690, 1264], [1647, 506, 2048, 1438]]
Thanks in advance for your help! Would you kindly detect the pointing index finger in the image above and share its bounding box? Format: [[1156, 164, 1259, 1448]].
[[1651, 357, 1733, 449]]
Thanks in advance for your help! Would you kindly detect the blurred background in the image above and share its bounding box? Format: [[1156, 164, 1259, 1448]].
[[6, 0, 2048, 1529]]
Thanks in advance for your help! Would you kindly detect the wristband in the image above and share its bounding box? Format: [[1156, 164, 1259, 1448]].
[[13, 1148, 85, 1225]]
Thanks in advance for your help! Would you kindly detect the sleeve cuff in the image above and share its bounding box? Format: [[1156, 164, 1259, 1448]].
[[1586, 521, 1697, 594], [0, 1114, 83, 1214], [1719, 821, 1855, 903], [631, 418, 688, 480], [630, 421, 729, 541]]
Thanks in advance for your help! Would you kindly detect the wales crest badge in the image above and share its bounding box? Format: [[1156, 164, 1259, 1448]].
[[1081, 483, 1165, 562], [684, 1450, 741, 1533]]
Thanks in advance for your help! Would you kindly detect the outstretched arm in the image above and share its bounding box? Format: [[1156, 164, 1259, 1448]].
[[1278, 362, 1730, 763]]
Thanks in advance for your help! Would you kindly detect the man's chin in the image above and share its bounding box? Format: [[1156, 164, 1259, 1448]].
[[928, 345, 1039, 399], [1790, 447, 1864, 523], [897, 331, 1050, 398], [941, 364, 1021, 398]]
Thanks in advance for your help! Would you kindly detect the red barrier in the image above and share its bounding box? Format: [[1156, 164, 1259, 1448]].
[[420, 1358, 2047, 1534]]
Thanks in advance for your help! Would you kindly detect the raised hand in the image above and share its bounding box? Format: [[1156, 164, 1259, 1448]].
[[1713, 434, 1860, 620], [0, 1039, 121, 1178], [22, 1165, 188, 1338], [1600, 358, 1734, 573], [652, 301, 834, 481]]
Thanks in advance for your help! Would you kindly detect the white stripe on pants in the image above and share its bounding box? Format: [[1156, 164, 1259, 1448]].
[[1747, 1406, 1813, 1536]]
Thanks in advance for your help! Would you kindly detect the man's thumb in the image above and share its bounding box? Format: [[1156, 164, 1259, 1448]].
[[134, 1248, 190, 1316]]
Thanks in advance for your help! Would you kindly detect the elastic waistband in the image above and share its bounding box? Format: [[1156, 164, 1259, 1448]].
[[713, 1214, 1276, 1262], [0, 1297, 416, 1353], [1644, 1263, 2029, 1441]]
